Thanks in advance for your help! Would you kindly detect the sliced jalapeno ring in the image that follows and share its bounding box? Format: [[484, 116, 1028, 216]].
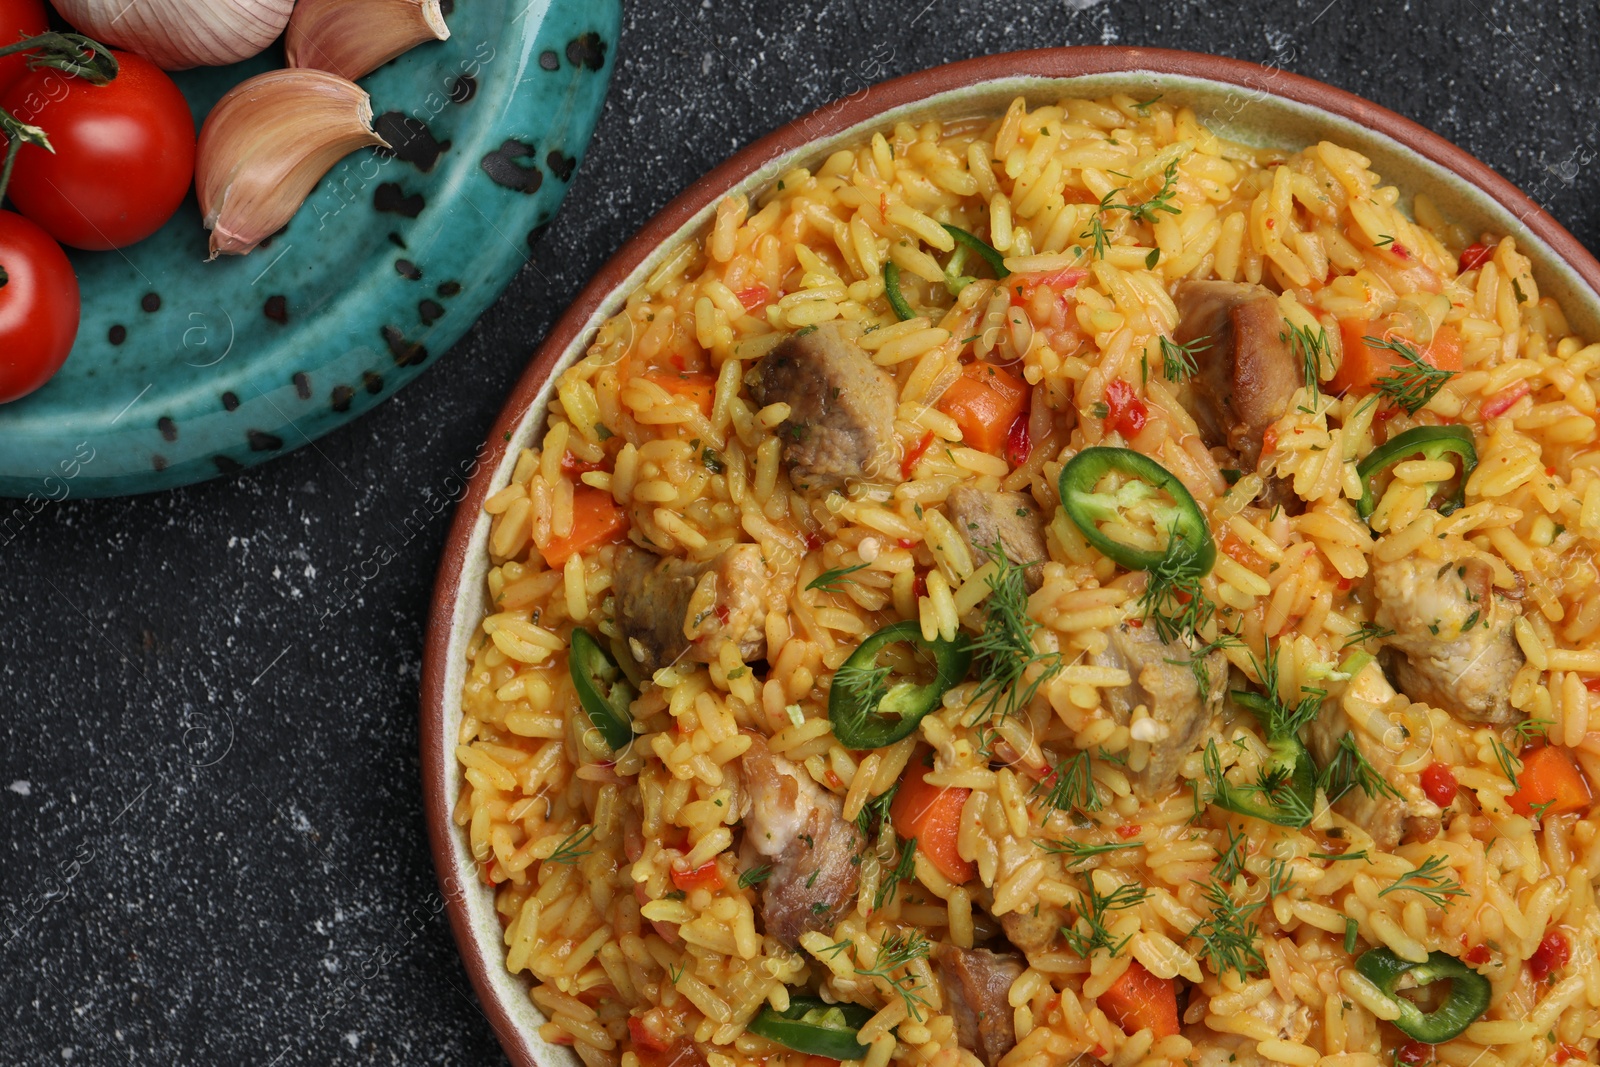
[[883, 261, 916, 322], [747, 995, 874, 1060], [829, 621, 971, 750], [1355, 425, 1477, 519], [1059, 447, 1216, 576], [1355, 948, 1490, 1044], [1207, 722, 1316, 828], [569, 627, 636, 751], [940, 224, 1010, 279]]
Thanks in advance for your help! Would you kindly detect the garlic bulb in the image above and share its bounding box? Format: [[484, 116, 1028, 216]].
[[197, 70, 389, 259], [52, 0, 295, 70], [286, 0, 450, 82]]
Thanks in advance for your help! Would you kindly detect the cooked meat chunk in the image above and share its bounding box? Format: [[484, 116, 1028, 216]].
[[947, 487, 1049, 591], [1372, 555, 1524, 724], [999, 906, 1065, 954], [1304, 659, 1440, 849], [1172, 281, 1301, 469], [613, 544, 773, 673], [738, 734, 862, 947], [1089, 618, 1226, 799], [751, 323, 898, 490], [1183, 989, 1309, 1065], [936, 945, 1023, 1067]]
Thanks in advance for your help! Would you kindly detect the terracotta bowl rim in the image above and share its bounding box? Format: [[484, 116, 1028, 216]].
[[418, 44, 1600, 1067]]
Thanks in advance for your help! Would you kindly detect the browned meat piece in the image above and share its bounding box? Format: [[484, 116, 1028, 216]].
[[1000, 906, 1064, 954], [936, 944, 1024, 1067], [1172, 281, 1301, 469], [751, 323, 898, 490], [613, 544, 773, 673], [1304, 660, 1440, 849], [947, 487, 1049, 591], [738, 734, 862, 947], [1089, 619, 1226, 799], [1372, 555, 1525, 724]]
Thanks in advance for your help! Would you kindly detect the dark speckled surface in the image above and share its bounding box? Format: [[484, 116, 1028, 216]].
[[4, 2, 1598, 1063]]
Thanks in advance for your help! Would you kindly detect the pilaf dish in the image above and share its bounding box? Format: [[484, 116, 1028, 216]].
[[454, 92, 1600, 1067]]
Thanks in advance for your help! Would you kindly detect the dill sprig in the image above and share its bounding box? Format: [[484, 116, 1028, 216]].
[[969, 545, 1062, 733], [1187, 878, 1266, 981], [1060, 880, 1147, 959], [1202, 739, 1314, 828], [1319, 735, 1403, 804], [1378, 854, 1465, 907], [854, 930, 933, 1021], [1281, 322, 1332, 401], [854, 781, 901, 840], [807, 562, 869, 594], [1037, 837, 1140, 868], [1159, 334, 1209, 383], [1342, 622, 1394, 648], [738, 864, 772, 889], [1036, 750, 1104, 815], [874, 835, 918, 911], [1079, 160, 1183, 259], [1310, 849, 1371, 862], [1211, 824, 1248, 882], [1139, 535, 1217, 646], [1365, 334, 1456, 414], [1512, 718, 1552, 745], [547, 826, 594, 865], [1491, 736, 1522, 791]]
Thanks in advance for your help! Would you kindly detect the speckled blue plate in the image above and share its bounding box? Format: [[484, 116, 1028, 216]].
[[0, 0, 619, 499]]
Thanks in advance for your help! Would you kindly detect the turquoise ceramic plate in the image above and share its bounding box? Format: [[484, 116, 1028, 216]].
[[0, 0, 619, 499]]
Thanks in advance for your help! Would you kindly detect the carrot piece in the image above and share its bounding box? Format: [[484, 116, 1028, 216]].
[[936, 361, 1028, 454], [1332, 320, 1462, 395], [890, 748, 975, 884], [1508, 746, 1593, 817], [1097, 960, 1179, 1038], [644, 370, 717, 417], [539, 486, 630, 567]]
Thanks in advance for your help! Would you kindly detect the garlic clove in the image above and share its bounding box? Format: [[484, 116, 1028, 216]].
[[52, 0, 296, 70], [196, 70, 390, 260], [285, 0, 451, 83]]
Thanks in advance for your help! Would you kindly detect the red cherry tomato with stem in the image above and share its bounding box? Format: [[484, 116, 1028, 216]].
[[2, 49, 195, 250], [0, 0, 47, 97], [0, 209, 79, 402]]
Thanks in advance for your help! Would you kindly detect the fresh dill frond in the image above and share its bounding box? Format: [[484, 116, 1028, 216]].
[[1139, 535, 1217, 645], [855, 782, 901, 840], [1132, 94, 1163, 116], [1036, 837, 1140, 868], [1187, 878, 1266, 981], [1378, 854, 1465, 907], [832, 658, 892, 734], [854, 930, 933, 1021], [1318, 735, 1403, 804], [969, 544, 1062, 734], [1512, 718, 1553, 745], [738, 864, 772, 889], [667, 960, 685, 984], [1159, 334, 1208, 383], [874, 836, 918, 911], [1060, 880, 1147, 959], [1037, 750, 1104, 814], [1211, 824, 1248, 882], [1365, 334, 1455, 414], [1311, 850, 1370, 862], [1264, 855, 1295, 899], [1281, 322, 1332, 401], [1342, 622, 1394, 648], [1108, 159, 1183, 224], [547, 826, 594, 865], [807, 562, 869, 593], [1081, 215, 1111, 260], [1202, 739, 1314, 828], [1491, 736, 1522, 791]]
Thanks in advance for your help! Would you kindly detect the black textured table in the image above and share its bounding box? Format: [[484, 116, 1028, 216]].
[[4, 2, 1597, 1063]]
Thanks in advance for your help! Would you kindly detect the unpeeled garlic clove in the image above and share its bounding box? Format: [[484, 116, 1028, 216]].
[[52, 0, 295, 70], [197, 70, 390, 259], [285, 0, 451, 82]]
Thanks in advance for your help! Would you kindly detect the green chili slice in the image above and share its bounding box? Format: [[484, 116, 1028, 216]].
[[1355, 425, 1477, 519], [829, 621, 971, 750], [1213, 692, 1317, 828], [1059, 447, 1216, 576], [569, 627, 636, 751], [1355, 948, 1490, 1044], [747, 996, 874, 1059], [940, 224, 1010, 278], [884, 261, 916, 322]]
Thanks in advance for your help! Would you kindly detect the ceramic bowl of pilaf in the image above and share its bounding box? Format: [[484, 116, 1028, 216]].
[[420, 46, 1600, 1067]]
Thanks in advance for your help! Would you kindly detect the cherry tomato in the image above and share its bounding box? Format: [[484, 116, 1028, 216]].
[[2, 50, 195, 250], [1458, 242, 1493, 273], [1530, 930, 1570, 981], [1103, 378, 1148, 438], [1395, 1041, 1432, 1065], [0, 0, 47, 97], [1420, 763, 1459, 807], [0, 210, 79, 403]]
